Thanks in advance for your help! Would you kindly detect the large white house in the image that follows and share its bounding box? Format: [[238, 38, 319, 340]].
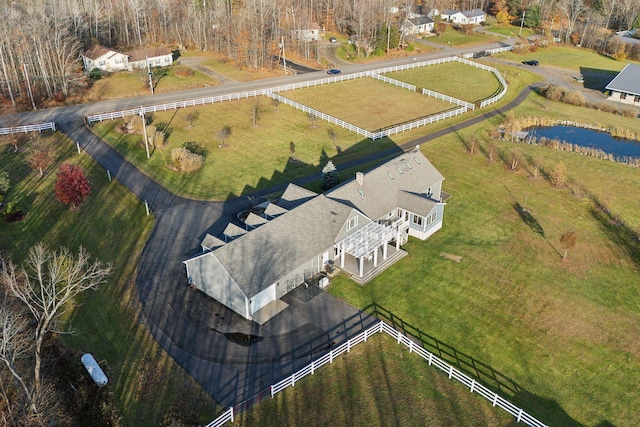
[[605, 63, 640, 106], [441, 9, 486, 25], [183, 149, 446, 322], [82, 45, 173, 72]]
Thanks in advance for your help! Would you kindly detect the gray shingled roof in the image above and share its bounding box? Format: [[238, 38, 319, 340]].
[[408, 16, 434, 26], [263, 202, 288, 218], [463, 9, 486, 18], [127, 46, 172, 62], [326, 150, 443, 220], [201, 234, 226, 251], [397, 191, 438, 214], [277, 183, 317, 210], [605, 64, 640, 96], [209, 195, 354, 298], [83, 45, 118, 60], [223, 223, 247, 240], [245, 212, 268, 228]]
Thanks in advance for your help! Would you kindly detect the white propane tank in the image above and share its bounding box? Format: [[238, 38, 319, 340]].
[[81, 353, 108, 387]]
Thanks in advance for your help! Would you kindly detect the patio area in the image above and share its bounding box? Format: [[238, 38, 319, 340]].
[[334, 243, 408, 285]]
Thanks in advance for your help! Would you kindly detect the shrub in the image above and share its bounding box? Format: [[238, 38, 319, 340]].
[[621, 108, 638, 118], [562, 91, 586, 106], [406, 43, 415, 52], [171, 147, 204, 172], [53, 92, 66, 103], [182, 141, 208, 158], [3, 201, 23, 221], [0, 171, 9, 194], [88, 68, 102, 80]]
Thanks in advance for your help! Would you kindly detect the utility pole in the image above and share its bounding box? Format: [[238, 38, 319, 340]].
[[281, 35, 287, 75], [23, 63, 36, 110], [146, 55, 154, 94], [519, 10, 526, 36], [140, 107, 150, 159]]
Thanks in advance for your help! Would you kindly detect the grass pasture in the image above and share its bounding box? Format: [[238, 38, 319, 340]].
[[496, 45, 633, 72], [87, 65, 217, 101], [385, 61, 503, 103], [328, 120, 640, 426], [281, 77, 455, 130], [427, 25, 497, 47], [0, 134, 218, 425], [237, 333, 514, 426], [91, 97, 398, 200]]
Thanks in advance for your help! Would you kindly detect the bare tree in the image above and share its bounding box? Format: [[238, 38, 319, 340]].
[[216, 125, 232, 147], [553, 161, 567, 187], [559, 0, 587, 43], [327, 128, 337, 147], [271, 97, 281, 112], [185, 111, 199, 128], [511, 149, 522, 171], [1, 243, 111, 400], [27, 138, 53, 177], [251, 99, 261, 127], [308, 112, 318, 128], [559, 231, 577, 260]]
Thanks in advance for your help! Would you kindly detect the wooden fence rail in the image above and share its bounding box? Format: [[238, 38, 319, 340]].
[[0, 122, 56, 135], [205, 320, 547, 427]]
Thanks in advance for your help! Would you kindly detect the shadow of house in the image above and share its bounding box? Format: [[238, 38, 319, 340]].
[[578, 67, 620, 92]]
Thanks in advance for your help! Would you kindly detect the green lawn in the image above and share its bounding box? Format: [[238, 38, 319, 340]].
[[385, 61, 503, 103], [91, 98, 398, 200], [87, 65, 217, 101], [281, 77, 455, 130], [0, 134, 218, 425], [482, 24, 536, 38], [328, 114, 640, 426], [237, 334, 514, 426], [496, 45, 634, 72], [428, 25, 497, 46]]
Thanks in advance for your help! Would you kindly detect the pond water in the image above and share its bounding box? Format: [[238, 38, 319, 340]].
[[530, 126, 640, 159]]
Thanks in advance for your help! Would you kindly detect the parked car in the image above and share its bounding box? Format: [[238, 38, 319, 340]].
[[522, 60, 539, 66], [327, 69, 341, 75], [329, 37, 337, 43]]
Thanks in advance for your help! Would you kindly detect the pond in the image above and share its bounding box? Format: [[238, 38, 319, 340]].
[[529, 126, 640, 159]]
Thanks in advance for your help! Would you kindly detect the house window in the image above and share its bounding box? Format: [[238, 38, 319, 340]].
[[635, 95, 640, 103], [347, 216, 358, 231], [426, 212, 437, 225], [98, 61, 105, 66], [412, 214, 423, 226], [397, 208, 403, 218], [620, 93, 627, 100]]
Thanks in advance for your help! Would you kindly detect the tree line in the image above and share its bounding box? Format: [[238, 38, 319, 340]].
[[0, 0, 638, 108]]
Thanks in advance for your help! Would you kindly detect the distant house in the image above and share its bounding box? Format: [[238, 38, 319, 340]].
[[127, 46, 173, 69], [612, 29, 640, 46], [82, 45, 173, 72], [183, 149, 446, 322], [403, 16, 435, 35], [293, 22, 322, 42], [605, 63, 640, 106], [441, 9, 486, 25], [82, 45, 128, 72]]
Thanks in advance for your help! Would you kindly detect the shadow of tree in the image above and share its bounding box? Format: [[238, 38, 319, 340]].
[[514, 202, 544, 237]]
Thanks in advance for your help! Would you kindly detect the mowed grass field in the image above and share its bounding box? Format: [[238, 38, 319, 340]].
[[91, 98, 398, 200], [281, 77, 455, 130], [328, 107, 640, 426], [0, 134, 219, 425], [87, 65, 217, 101], [385, 61, 503, 103], [496, 44, 634, 72], [237, 334, 515, 427]]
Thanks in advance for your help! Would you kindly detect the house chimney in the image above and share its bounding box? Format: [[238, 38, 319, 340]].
[[355, 172, 364, 185]]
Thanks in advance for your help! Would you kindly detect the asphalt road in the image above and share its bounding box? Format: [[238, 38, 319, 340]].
[[1, 39, 545, 408]]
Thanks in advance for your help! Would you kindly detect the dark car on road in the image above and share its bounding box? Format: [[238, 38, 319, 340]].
[[327, 69, 341, 75], [522, 60, 539, 66]]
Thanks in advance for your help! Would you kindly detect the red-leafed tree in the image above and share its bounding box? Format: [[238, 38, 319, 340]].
[[54, 164, 91, 208]]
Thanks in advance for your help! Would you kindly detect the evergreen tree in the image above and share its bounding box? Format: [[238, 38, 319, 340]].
[[322, 161, 339, 190]]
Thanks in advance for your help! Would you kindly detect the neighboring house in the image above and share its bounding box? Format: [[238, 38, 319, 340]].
[[82, 45, 173, 72], [127, 46, 173, 69], [613, 29, 640, 45], [605, 63, 640, 106], [82, 45, 129, 72], [293, 22, 322, 42], [183, 149, 446, 322], [403, 16, 435, 35], [441, 9, 486, 25]]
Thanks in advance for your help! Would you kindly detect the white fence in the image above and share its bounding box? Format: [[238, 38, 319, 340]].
[[86, 55, 508, 135], [484, 45, 515, 55], [369, 73, 416, 91], [0, 122, 56, 135], [206, 320, 547, 427], [421, 88, 475, 110]]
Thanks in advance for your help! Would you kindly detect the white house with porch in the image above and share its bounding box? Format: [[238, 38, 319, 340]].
[[441, 9, 486, 25], [605, 63, 640, 106], [183, 148, 445, 323]]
